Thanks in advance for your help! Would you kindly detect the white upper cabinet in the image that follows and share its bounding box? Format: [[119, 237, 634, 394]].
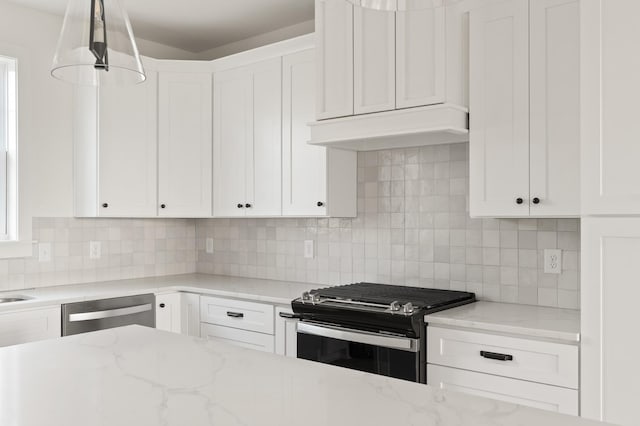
[[354, 7, 396, 114], [213, 58, 282, 217], [315, 0, 354, 120], [282, 49, 358, 217], [581, 0, 640, 215], [470, 0, 530, 217], [158, 71, 213, 217], [529, 0, 580, 216], [396, 5, 445, 108], [74, 63, 159, 218], [469, 0, 580, 218]]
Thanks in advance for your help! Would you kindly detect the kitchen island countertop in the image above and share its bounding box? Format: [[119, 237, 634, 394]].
[[0, 325, 608, 426]]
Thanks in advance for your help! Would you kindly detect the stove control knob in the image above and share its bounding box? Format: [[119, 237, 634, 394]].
[[403, 302, 414, 314], [311, 293, 321, 303], [390, 301, 402, 311], [302, 292, 311, 302]]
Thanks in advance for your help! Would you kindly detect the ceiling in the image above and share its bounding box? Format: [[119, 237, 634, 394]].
[[9, 0, 315, 53]]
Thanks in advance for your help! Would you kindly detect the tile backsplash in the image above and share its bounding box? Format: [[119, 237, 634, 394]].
[[196, 144, 580, 309], [0, 218, 196, 291]]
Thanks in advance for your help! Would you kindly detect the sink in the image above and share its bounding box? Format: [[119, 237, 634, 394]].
[[0, 296, 30, 303]]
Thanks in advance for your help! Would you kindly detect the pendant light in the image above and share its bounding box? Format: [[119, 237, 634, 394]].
[[51, 0, 145, 86]]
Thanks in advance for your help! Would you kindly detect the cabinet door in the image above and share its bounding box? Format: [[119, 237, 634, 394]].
[[469, 0, 530, 217], [200, 323, 275, 353], [315, 0, 354, 120], [213, 67, 251, 217], [427, 365, 579, 416], [246, 58, 282, 217], [396, 5, 445, 108], [98, 70, 158, 217], [354, 6, 396, 114], [283, 50, 328, 216], [0, 307, 60, 347], [275, 307, 298, 358], [581, 217, 640, 425], [155, 292, 181, 334], [180, 293, 200, 337], [158, 72, 212, 217], [581, 0, 640, 215], [529, 0, 580, 217]]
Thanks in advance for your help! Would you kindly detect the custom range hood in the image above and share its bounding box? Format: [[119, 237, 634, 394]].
[[308, 103, 469, 152]]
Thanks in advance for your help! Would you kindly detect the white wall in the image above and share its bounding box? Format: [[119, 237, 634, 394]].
[[0, 1, 197, 221], [198, 20, 314, 60]]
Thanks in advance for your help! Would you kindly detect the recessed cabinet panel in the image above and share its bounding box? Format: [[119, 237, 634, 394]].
[[315, 0, 354, 120], [354, 7, 396, 114], [158, 72, 212, 217], [469, 0, 530, 217], [582, 0, 640, 214], [283, 50, 328, 216], [98, 70, 158, 217], [529, 0, 580, 216], [396, 6, 445, 108], [247, 58, 283, 217], [213, 68, 251, 217], [0, 307, 61, 347]]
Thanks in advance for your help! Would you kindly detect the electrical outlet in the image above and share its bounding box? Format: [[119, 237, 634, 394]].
[[544, 249, 562, 274], [89, 241, 101, 260], [205, 237, 214, 254], [304, 240, 314, 259], [38, 243, 51, 262]]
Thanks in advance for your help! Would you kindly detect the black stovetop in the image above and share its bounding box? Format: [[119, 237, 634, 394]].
[[314, 282, 474, 310]]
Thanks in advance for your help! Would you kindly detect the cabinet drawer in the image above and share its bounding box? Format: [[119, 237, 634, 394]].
[[200, 296, 274, 334], [200, 323, 274, 353], [0, 306, 61, 347], [427, 326, 578, 389], [427, 364, 579, 416]]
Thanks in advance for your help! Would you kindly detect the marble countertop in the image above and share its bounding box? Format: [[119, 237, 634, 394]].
[[0, 325, 607, 426], [425, 301, 581, 343], [0, 274, 318, 312]]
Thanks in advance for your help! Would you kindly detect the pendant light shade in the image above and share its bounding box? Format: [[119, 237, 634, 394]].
[[51, 0, 145, 86]]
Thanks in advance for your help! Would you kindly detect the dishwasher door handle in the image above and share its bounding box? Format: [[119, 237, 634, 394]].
[[68, 304, 153, 322]]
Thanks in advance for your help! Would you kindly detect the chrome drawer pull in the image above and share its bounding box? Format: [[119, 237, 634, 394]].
[[68, 304, 152, 322], [226, 311, 244, 318], [480, 351, 513, 361]]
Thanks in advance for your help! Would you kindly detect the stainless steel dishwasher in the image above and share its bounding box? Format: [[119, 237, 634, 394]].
[[62, 294, 155, 336]]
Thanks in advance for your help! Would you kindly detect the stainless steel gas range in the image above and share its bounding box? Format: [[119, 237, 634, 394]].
[[291, 283, 475, 383]]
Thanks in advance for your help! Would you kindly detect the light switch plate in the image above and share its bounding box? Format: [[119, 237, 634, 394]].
[[89, 241, 101, 260], [304, 240, 314, 259], [544, 249, 562, 274], [38, 243, 51, 262], [205, 238, 214, 254]]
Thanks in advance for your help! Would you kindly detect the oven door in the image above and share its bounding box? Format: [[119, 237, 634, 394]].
[[297, 321, 421, 382]]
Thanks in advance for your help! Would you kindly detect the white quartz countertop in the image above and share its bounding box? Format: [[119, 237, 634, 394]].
[[425, 301, 581, 343], [0, 274, 317, 312], [0, 325, 607, 426]]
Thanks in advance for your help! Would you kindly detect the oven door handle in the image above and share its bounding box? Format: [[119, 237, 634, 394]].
[[297, 322, 419, 352]]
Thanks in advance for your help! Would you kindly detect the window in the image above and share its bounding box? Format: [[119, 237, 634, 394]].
[[0, 56, 17, 241]]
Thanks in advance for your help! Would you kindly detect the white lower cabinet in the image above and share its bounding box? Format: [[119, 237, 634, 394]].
[[275, 306, 298, 358], [0, 306, 61, 347], [200, 295, 276, 353], [200, 323, 275, 353], [427, 326, 579, 416], [427, 365, 579, 415], [155, 292, 200, 337]]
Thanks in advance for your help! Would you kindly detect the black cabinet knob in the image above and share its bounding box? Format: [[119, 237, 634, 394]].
[[160, 204, 166, 209], [237, 204, 244, 209], [516, 198, 524, 205], [532, 197, 540, 205], [317, 201, 324, 207], [102, 203, 108, 208], [245, 203, 252, 208], [159, 303, 165, 308]]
